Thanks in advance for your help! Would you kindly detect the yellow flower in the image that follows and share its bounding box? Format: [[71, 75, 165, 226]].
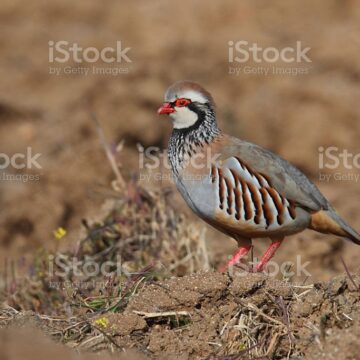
[[53, 227, 67, 240], [94, 317, 109, 328]]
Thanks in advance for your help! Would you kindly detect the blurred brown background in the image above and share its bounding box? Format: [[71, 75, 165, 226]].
[[0, 0, 360, 281]]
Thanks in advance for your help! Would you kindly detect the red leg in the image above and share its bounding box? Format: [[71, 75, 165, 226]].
[[219, 244, 252, 273], [255, 239, 283, 272]]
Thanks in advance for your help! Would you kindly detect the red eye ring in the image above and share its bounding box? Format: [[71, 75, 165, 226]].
[[175, 98, 190, 107]]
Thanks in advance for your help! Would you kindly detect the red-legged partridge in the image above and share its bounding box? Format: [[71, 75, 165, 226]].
[[158, 80, 360, 272]]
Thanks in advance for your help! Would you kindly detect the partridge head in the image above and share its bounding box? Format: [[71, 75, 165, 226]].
[[158, 80, 360, 272]]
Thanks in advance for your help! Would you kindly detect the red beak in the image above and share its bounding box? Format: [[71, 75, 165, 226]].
[[158, 102, 175, 115]]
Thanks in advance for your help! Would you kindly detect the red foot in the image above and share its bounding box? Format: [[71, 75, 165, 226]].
[[255, 239, 283, 272], [218, 245, 252, 273]]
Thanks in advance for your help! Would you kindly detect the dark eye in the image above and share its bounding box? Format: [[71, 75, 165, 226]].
[[175, 98, 190, 107]]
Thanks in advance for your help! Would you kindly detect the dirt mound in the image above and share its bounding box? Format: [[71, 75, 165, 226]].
[[2, 271, 360, 359], [1, 0, 360, 284]]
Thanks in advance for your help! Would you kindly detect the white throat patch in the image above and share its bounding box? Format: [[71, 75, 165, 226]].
[[170, 106, 198, 129]]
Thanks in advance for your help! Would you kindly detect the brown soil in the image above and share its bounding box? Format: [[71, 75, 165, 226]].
[[1, 0, 360, 282], [2, 271, 360, 359]]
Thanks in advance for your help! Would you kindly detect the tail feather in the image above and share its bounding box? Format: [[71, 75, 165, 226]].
[[327, 208, 360, 245], [309, 208, 360, 245]]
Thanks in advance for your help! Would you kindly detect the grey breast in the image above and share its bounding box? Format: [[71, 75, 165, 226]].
[[175, 170, 216, 220]]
